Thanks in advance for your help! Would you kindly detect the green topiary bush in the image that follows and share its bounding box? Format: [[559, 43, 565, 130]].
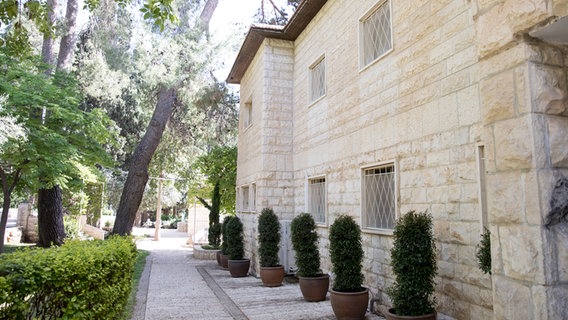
[[291, 213, 321, 277], [221, 215, 235, 254], [476, 227, 491, 275], [329, 215, 364, 292], [387, 210, 437, 316], [226, 216, 245, 260], [258, 208, 281, 267], [0, 236, 137, 319]]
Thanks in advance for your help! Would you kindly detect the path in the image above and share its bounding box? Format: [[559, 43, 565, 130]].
[[132, 228, 385, 320]]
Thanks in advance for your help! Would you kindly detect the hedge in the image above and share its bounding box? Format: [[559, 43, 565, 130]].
[[0, 236, 137, 320]]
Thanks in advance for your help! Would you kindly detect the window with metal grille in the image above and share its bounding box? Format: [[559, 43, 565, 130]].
[[362, 163, 395, 229], [309, 57, 326, 103], [307, 177, 326, 224], [251, 183, 257, 212], [243, 102, 252, 129], [242, 186, 250, 211], [360, 0, 392, 68]]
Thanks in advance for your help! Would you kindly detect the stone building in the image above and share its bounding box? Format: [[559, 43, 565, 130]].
[[227, 0, 568, 319]]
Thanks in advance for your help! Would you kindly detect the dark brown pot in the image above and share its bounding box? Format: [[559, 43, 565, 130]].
[[220, 253, 229, 269], [228, 259, 250, 277], [260, 265, 285, 287], [330, 287, 369, 320], [216, 251, 222, 266], [382, 307, 436, 320], [298, 274, 329, 302]]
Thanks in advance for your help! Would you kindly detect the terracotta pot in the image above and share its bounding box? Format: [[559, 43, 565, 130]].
[[298, 274, 329, 302], [228, 259, 250, 277], [216, 251, 222, 266], [330, 287, 369, 320], [260, 265, 285, 287], [219, 253, 229, 269], [381, 307, 436, 320]]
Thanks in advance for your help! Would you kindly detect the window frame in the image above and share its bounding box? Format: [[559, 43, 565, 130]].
[[242, 101, 252, 130], [308, 55, 326, 105], [305, 175, 327, 225], [361, 160, 397, 234], [241, 185, 250, 212], [358, 0, 393, 71]]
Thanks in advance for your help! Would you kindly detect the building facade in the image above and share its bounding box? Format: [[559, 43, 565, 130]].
[[227, 0, 568, 319]]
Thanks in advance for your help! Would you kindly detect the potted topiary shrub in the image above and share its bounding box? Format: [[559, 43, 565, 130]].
[[226, 216, 250, 277], [383, 210, 437, 320], [258, 208, 285, 287], [291, 213, 329, 302], [329, 215, 368, 320], [219, 215, 234, 269]]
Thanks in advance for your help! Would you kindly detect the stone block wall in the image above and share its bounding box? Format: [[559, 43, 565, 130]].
[[235, 0, 568, 318]]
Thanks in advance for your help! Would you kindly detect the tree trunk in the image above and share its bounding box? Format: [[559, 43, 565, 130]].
[[57, 0, 79, 72], [37, 186, 66, 247], [0, 166, 23, 253], [112, 87, 177, 235], [199, 0, 218, 35], [41, 0, 58, 74]]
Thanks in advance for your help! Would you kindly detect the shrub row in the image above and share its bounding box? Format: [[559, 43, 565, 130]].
[[0, 236, 137, 320]]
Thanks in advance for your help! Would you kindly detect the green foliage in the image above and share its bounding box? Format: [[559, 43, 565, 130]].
[[0, 236, 137, 319], [194, 146, 237, 215], [329, 215, 364, 292], [387, 210, 437, 316], [63, 215, 81, 240], [220, 215, 235, 254], [226, 216, 244, 260], [207, 182, 222, 247], [0, 51, 118, 192], [290, 213, 321, 277], [258, 208, 280, 267], [476, 228, 491, 275]]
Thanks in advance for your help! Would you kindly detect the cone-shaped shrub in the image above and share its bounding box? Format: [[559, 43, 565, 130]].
[[291, 213, 321, 277], [387, 210, 437, 316], [258, 208, 281, 267], [221, 215, 235, 254], [329, 215, 364, 292], [226, 216, 245, 260]]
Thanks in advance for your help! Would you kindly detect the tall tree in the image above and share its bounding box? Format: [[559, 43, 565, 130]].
[[0, 52, 118, 251], [112, 0, 220, 236]]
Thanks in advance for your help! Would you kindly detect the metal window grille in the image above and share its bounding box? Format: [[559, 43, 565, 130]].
[[251, 184, 256, 212], [308, 177, 326, 224], [309, 58, 326, 102], [242, 186, 250, 211], [363, 164, 395, 229], [361, 1, 392, 67]]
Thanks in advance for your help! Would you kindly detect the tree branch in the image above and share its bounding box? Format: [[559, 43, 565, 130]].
[[196, 196, 212, 211]]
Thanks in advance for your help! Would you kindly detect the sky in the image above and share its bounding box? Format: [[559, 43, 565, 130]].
[[209, 0, 291, 81]]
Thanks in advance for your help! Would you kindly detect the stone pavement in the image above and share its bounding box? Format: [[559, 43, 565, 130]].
[[132, 227, 385, 320]]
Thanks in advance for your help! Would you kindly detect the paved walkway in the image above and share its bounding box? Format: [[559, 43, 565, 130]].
[[132, 228, 385, 320]]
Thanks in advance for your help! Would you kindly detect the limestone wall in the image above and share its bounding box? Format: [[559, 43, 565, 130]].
[[235, 0, 568, 318]]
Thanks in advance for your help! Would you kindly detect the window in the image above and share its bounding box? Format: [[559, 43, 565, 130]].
[[362, 163, 396, 229], [242, 102, 252, 129], [242, 186, 250, 211], [360, 0, 392, 68], [309, 57, 326, 103], [251, 183, 257, 212], [477, 146, 488, 230], [236, 187, 241, 211], [307, 177, 326, 224]]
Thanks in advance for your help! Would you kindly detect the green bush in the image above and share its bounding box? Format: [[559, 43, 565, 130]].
[[387, 210, 437, 316], [476, 227, 491, 275], [0, 236, 137, 320], [221, 215, 235, 254], [329, 215, 364, 292], [226, 216, 244, 260], [258, 208, 281, 267], [291, 213, 321, 277]]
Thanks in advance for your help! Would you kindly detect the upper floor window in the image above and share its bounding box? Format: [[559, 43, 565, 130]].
[[242, 102, 252, 129], [309, 56, 326, 103], [362, 162, 396, 230], [360, 0, 392, 68], [307, 177, 326, 224], [251, 183, 257, 212]]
